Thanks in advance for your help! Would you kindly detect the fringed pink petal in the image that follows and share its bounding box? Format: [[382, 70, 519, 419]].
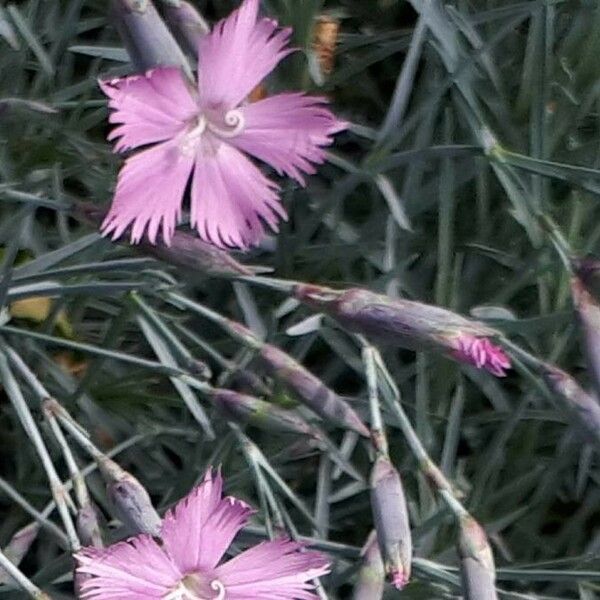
[[190, 136, 287, 250], [391, 570, 410, 590], [100, 67, 197, 152], [160, 469, 255, 573], [197, 0, 293, 109], [452, 335, 511, 377], [101, 140, 194, 245], [233, 92, 347, 185], [215, 538, 330, 600], [75, 535, 181, 599]]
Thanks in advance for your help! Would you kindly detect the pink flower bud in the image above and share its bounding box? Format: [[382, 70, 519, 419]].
[[450, 334, 511, 377], [295, 284, 511, 377]]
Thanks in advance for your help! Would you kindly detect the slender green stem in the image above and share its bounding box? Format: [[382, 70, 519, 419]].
[[361, 342, 387, 456], [0, 476, 68, 546], [0, 545, 53, 599], [4, 344, 90, 509], [0, 349, 80, 551]]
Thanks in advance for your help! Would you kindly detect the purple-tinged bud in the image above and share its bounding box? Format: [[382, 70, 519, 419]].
[[353, 531, 385, 600], [294, 284, 510, 377], [259, 344, 369, 437], [98, 457, 161, 537], [76, 504, 104, 549], [208, 388, 318, 438], [571, 276, 600, 395], [541, 363, 600, 448], [182, 303, 369, 435], [0, 523, 39, 585], [161, 0, 210, 57], [458, 515, 498, 600], [228, 368, 272, 397], [370, 456, 412, 589], [183, 356, 212, 380], [111, 0, 190, 73]]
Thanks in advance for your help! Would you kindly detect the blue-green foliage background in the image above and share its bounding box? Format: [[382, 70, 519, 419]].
[[1, 0, 600, 598]]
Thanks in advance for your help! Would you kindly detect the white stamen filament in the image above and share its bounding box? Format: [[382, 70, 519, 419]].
[[206, 109, 245, 138], [162, 579, 226, 600], [181, 110, 245, 156], [181, 116, 207, 156], [211, 580, 226, 599]]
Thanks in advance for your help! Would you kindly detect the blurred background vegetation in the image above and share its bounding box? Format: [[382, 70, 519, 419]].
[[1, 0, 600, 598]]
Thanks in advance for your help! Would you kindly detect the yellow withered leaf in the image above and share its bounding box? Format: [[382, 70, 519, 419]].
[[10, 296, 75, 338], [9, 296, 52, 321]]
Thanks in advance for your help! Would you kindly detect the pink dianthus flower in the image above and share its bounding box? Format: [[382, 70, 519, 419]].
[[100, 0, 345, 250], [76, 469, 329, 599]]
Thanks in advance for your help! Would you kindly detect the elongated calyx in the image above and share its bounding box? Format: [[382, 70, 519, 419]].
[[162, 0, 209, 57], [258, 343, 369, 436], [370, 455, 412, 589], [111, 0, 190, 72], [458, 515, 498, 600], [294, 284, 511, 377], [204, 314, 369, 436]]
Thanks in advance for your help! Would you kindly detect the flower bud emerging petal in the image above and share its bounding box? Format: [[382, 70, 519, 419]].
[[370, 456, 412, 589], [450, 334, 511, 377], [295, 284, 510, 377]]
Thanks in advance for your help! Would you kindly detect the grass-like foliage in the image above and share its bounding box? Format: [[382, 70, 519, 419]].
[[1, 0, 600, 598]]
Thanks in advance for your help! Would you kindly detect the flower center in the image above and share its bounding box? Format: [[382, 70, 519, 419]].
[[163, 576, 226, 600], [180, 109, 245, 156]]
